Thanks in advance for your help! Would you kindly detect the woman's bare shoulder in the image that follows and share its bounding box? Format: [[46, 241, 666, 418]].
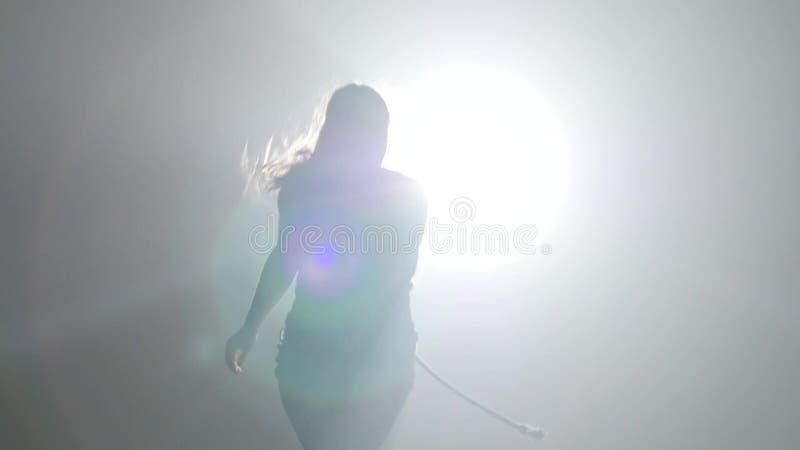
[[378, 169, 427, 215], [379, 169, 425, 195]]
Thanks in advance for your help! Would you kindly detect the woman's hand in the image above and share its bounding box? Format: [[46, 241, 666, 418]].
[[225, 326, 258, 374]]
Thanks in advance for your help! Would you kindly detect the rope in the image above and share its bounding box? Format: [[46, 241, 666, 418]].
[[415, 353, 546, 441]]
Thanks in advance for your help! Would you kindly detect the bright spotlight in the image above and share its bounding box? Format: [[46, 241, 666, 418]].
[[384, 64, 569, 234]]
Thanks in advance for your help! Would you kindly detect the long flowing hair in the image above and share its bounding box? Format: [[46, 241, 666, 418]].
[[243, 84, 390, 194]]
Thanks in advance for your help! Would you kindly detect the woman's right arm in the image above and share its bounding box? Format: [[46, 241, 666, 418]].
[[225, 190, 300, 374]]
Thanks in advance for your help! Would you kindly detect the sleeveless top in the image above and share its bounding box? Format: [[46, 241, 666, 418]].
[[276, 165, 427, 361]]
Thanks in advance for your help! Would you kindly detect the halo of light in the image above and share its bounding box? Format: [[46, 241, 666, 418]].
[[382, 64, 570, 264]]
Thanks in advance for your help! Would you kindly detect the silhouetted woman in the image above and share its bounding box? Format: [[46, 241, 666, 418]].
[[226, 84, 427, 450]]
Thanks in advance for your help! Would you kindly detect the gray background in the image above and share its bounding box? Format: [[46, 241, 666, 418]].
[[2, 1, 798, 449]]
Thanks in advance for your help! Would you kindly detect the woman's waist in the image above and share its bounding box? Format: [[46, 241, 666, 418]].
[[278, 316, 416, 356]]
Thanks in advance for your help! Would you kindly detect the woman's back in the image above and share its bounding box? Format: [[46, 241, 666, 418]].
[[227, 84, 424, 450], [278, 165, 427, 346]]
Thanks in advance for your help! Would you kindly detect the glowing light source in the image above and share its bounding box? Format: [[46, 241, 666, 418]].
[[383, 64, 569, 232]]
